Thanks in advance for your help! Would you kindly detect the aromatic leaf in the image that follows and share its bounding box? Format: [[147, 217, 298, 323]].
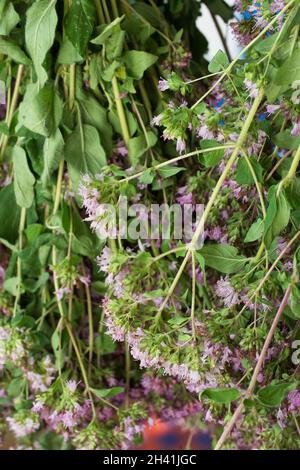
[[41, 128, 64, 186], [264, 186, 290, 248], [0, 38, 31, 65], [57, 38, 83, 64], [275, 49, 300, 86], [257, 382, 296, 407], [65, 0, 96, 57], [158, 166, 185, 178], [0, 184, 21, 242], [0, 0, 19, 35], [244, 218, 264, 243], [25, 0, 58, 86], [199, 244, 248, 273], [91, 16, 125, 45], [19, 84, 62, 137], [201, 387, 240, 404], [90, 387, 124, 399], [128, 131, 157, 165], [65, 124, 107, 189], [139, 169, 154, 184], [200, 140, 225, 167], [236, 157, 263, 185], [208, 49, 229, 73], [13, 146, 35, 208], [273, 130, 300, 150], [79, 96, 113, 155], [123, 50, 158, 79]]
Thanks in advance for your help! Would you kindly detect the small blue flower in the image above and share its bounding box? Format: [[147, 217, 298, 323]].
[[265, 31, 271, 37], [219, 119, 225, 126], [259, 113, 266, 121], [216, 98, 225, 108], [243, 11, 252, 21]]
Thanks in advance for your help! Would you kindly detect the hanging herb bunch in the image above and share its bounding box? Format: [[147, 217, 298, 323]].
[[0, 0, 300, 452], [81, 0, 300, 450]]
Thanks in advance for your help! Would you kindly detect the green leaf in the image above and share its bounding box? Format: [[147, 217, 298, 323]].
[[123, 50, 158, 79], [65, 0, 96, 57], [139, 169, 154, 184], [25, 224, 44, 243], [13, 146, 35, 209], [158, 166, 185, 178], [208, 49, 229, 73], [90, 387, 124, 399], [236, 157, 263, 185], [201, 387, 240, 404], [200, 140, 225, 167], [275, 49, 300, 86], [25, 0, 58, 86], [0, 38, 31, 65], [244, 218, 264, 243], [79, 96, 113, 155], [19, 83, 62, 137], [257, 382, 296, 407], [0, 184, 21, 243], [199, 244, 248, 274], [128, 131, 157, 165], [3, 277, 19, 296], [57, 37, 83, 64], [0, 0, 20, 35], [41, 128, 64, 185], [273, 130, 300, 150], [7, 377, 25, 398], [290, 285, 300, 319], [65, 124, 107, 190], [91, 16, 125, 45], [168, 316, 189, 326], [264, 186, 290, 248]]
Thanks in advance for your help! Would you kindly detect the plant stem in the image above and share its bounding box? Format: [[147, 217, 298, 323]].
[[285, 145, 300, 181], [215, 284, 293, 450], [101, 0, 111, 22], [69, 64, 76, 110], [13, 207, 26, 317], [125, 340, 130, 409], [0, 64, 24, 161], [118, 145, 235, 184], [191, 251, 196, 340], [83, 265, 94, 376], [111, 0, 119, 17], [94, 0, 105, 23], [65, 321, 97, 420], [111, 76, 131, 155]]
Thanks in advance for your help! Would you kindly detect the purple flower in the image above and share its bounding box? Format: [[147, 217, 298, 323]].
[[244, 79, 259, 98], [288, 390, 300, 411], [291, 121, 300, 137], [215, 277, 239, 308], [176, 138, 186, 154], [151, 114, 163, 126], [97, 246, 112, 273], [158, 78, 169, 92], [266, 104, 280, 114]]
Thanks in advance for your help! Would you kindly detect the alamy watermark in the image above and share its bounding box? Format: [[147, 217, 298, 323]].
[[92, 196, 205, 248]]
